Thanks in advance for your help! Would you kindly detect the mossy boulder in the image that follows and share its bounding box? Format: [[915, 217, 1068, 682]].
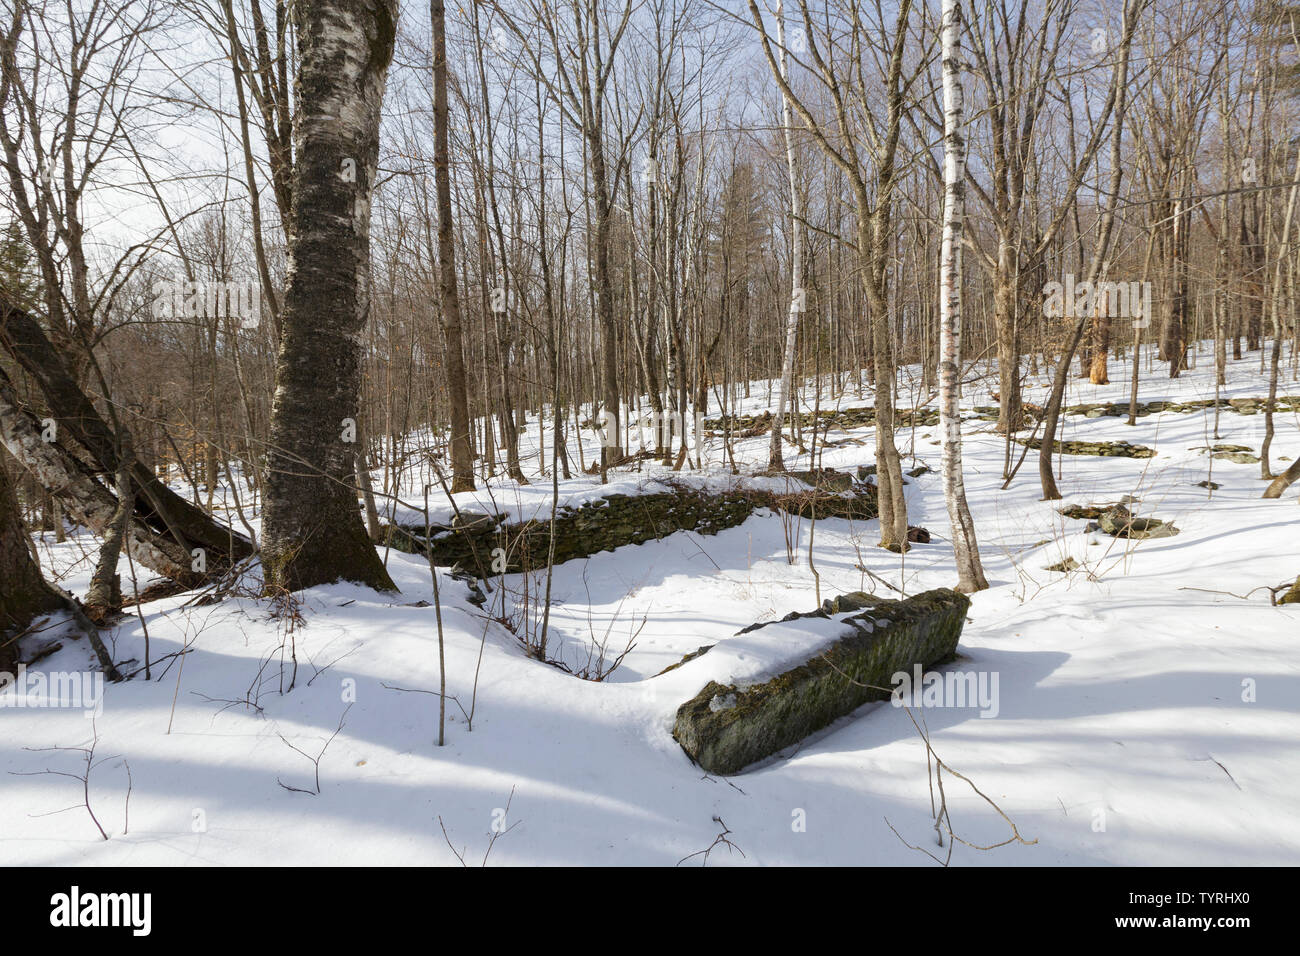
[[672, 588, 970, 775]]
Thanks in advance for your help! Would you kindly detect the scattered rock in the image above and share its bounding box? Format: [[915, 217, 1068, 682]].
[[1060, 504, 1109, 520], [1097, 505, 1179, 540], [1016, 437, 1156, 459], [1046, 557, 1081, 572], [1208, 444, 1260, 464]]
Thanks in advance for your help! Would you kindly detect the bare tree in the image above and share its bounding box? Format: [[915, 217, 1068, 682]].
[[261, 0, 399, 593], [937, 0, 987, 592]]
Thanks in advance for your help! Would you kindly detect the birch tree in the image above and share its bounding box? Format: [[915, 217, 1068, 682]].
[[767, 0, 803, 473], [937, 0, 987, 592], [261, 0, 399, 593]]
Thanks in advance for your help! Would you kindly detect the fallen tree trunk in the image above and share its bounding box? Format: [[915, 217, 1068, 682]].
[[0, 302, 252, 563], [0, 367, 200, 585], [1262, 456, 1300, 500]]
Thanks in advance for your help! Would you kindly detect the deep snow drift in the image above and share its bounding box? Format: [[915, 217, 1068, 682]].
[[3, 343, 1298, 865]]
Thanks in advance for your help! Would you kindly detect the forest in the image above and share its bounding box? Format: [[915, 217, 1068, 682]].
[[1, 0, 1298, 870]]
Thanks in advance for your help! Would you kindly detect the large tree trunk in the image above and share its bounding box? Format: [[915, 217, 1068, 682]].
[[590, 132, 624, 474], [993, 244, 1022, 433], [859, 207, 908, 552], [0, 457, 62, 668], [1088, 310, 1112, 384], [1160, 198, 1190, 376], [938, 0, 987, 592], [432, 0, 475, 495], [261, 0, 398, 593]]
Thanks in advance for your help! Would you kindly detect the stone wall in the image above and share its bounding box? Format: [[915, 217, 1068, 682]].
[[384, 481, 878, 576], [672, 588, 971, 775]]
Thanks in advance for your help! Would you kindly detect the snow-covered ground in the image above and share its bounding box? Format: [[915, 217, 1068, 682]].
[[3, 342, 1298, 865]]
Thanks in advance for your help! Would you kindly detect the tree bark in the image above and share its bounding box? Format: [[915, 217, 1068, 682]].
[[938, 0, 988, 592], [431, 0, 475, 494], [768, 0, 803, 473], [261, 0, 398, 593], [0, 457, 61, 665], [1262, 456, 1300, 499], [0, 366, 200, 584], [0, 301, 252, 564]]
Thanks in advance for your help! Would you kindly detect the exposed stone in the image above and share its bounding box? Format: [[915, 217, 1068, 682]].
[[1060, 504, 1109, 520], [1063, 396, 1299, 420], [386, 482, 879, 576], [672, 588, 971, 775], [654, 644, 715, 677], [452, 510, 497, 531], [1097, 505, 1179, 539], [773, 468, 855, 492], [1045, 557, 1081, 572], [703, 405, 942, 435], [1207, 444, 1260, 465], [1016, 437, 1156, 459]]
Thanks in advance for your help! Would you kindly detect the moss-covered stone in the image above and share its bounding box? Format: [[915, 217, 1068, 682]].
[[1280, 576, 1300, 605], [1206, 444, 1260, 464], [1097, 506, 1179, 539], [672, 588, 970, 775], [1045, 557, 1081, 572], [1064, 396, 1300, 420], [385, 482, 879, 577], [1016, 437, 1156, 459], [703, 405, 942, 435]]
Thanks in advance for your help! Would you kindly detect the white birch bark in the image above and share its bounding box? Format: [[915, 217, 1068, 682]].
[[939, 0, 988, 592], [768, 0, 804, 471]]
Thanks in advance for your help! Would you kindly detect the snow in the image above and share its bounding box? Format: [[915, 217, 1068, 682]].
[[3, 341, 1298, 865]]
